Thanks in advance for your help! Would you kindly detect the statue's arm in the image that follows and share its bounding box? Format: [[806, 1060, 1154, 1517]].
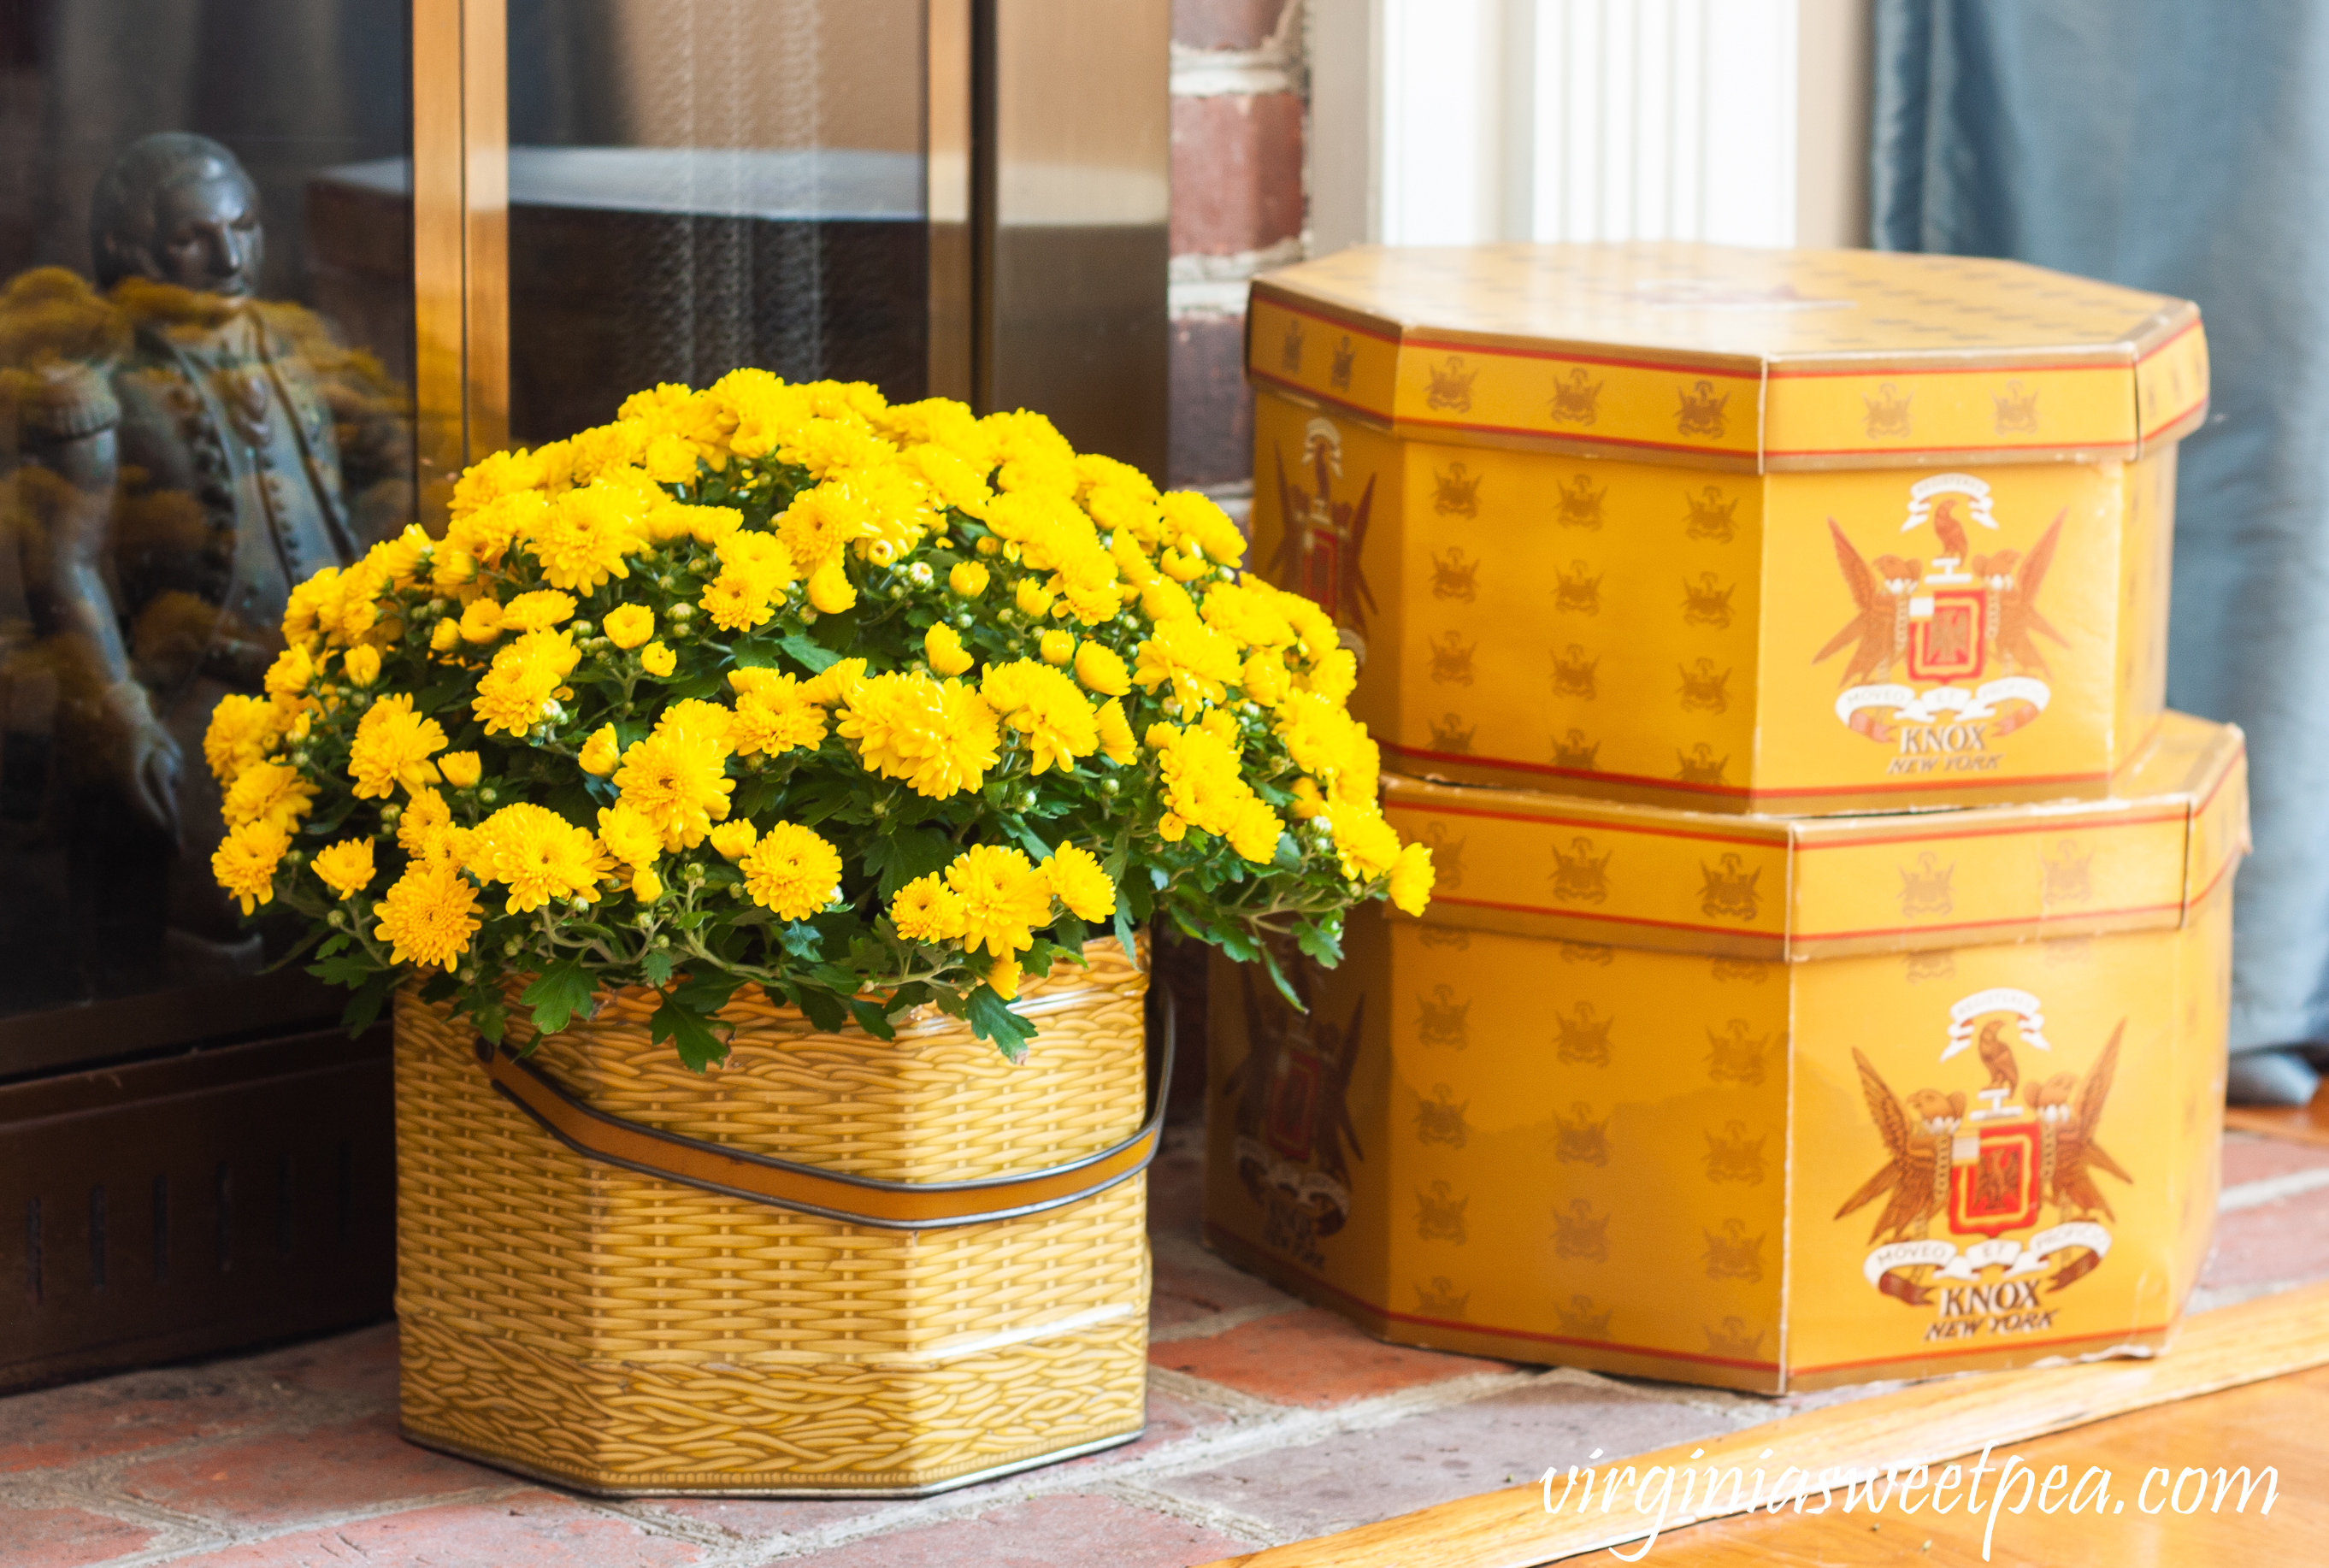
[[16, 404, 185, 840]]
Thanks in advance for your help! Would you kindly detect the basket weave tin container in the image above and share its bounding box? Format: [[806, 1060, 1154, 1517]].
[[393, 939, 1159, 1495]]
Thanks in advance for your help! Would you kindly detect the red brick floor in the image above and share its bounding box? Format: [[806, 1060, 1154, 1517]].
[[5, 1128, 2326, 1566]]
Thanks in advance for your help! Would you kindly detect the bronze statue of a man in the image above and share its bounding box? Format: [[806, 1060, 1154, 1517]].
[[12, 133, 404, 993]]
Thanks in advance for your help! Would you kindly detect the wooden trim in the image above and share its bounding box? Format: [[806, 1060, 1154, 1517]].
[[410, 0, 464, 519], [411, 0, 507, 523], [1193, 1280, 2329, 1567], [925, 0, 974, 402], [461, 0, 509, 461], [2226, 1091, 2329, 1149]]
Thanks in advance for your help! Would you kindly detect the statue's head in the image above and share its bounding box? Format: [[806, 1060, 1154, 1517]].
[[90, 133, 262, 297]]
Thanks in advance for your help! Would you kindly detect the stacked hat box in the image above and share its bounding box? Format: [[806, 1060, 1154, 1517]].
[[1206, 243, 2245, 1391]]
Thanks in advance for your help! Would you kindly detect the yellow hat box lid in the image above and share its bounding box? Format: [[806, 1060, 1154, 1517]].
[[1247, 242, 2207, 472]]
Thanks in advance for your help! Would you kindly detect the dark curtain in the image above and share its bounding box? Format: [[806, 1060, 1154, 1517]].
[[1873, 0, 2329, 1102]]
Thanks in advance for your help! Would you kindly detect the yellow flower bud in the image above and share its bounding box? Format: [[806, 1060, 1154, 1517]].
[[808, 558, 858, 614], [632, 865, 663, 902], [1015, 578, 1055, 617], [1074, 640, 1130, 697], [640, 641, 677, 677], [438, 751, 482, 788], [1039, 628, 1075, 665], [924, 622, 975, 675], [604, 604, 655, 649], [579, 724, 621, 776], [949, 560, 990, 597], [709, 820, 759, 860], [429, 618, 462, 653], [976, 535, 1000, 556], [1159, 547, 1209, 582], [341, 644, 382, 687]]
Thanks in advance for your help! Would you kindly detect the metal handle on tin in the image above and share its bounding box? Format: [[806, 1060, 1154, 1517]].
[[480, 987, 1173, 1230]]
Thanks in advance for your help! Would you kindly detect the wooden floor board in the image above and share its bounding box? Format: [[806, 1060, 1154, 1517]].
[[1196, 1281, 2329, 1568], [2226, 1083, 2329, 1148]]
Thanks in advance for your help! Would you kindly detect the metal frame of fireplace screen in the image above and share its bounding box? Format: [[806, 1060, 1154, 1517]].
[[0, 0, 1164, 1391]]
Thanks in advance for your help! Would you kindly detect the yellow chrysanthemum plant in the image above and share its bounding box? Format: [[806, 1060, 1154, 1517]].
[[205, 374, 1434, 1066]]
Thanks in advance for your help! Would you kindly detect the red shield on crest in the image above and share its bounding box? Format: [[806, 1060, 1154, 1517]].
[[1949, 1118, 2041, 1236], [1910, 590, 1986, 681], [1265, 1047, 1323, 1163]]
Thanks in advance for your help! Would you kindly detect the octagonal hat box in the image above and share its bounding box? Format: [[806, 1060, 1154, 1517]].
[[1246, 243, 2209, 814], [1205, 713, 2246, 1393]]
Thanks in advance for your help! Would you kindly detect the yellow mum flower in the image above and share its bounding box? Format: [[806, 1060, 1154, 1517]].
[[776, 484, 871, 570], [1151, 723, 1278, 864], [837, 671, 999, 799], [1159, 490, 1247, 569], [221, 760, 315, 833], [341, 644, 382, 687], [528, 478, 648, 592], [203, 693, 282, 785], [709, 820, 758, 860], [806, 558, 857, 614], [657, 699, 735, 749], [613, 727, 734, 850], [458, 598, 505, 643], [472, 630, 580, 738], [889, 872, 969, 944], [263, 642, 312, 699], [1015, 578, 1055, 618], [498, 588, 577, 634], [1043, 842, 1117, 923], [949, 559, 990, 597], [429, 617, 462, 653], [438, 751, 482, 789], [1225, 794, 1286, 864], [603, 604, 654, 649], [1039, 628, 1074, 665], [1328, 801, 1403, 880], [1074, 640, 1130, 697], [640, 640, 677, 677], [700, 529, 799, 631], [373, 862, 481, 971], [1241, 648, 1289, 706], [981, 660, 1098, 775], [579, 724, 621, 776], [397, 787, 452, 856], [943, 844, 1054, 958], [1300, 645, 1359, 704], [211, 819, 290, 914], [594, 801, 663, 869], [1389, 840, 1435, 916], [1201, 581, 1297, 650], [470, 802, 604, 912], [1094, 699, 1136, 765], [985, 953, 1023, 1001], [800, 657, 869, 707], [740, 822, 844, 920], [348, 694, 448, 799], [924, 622, 974, 675], [311, 837, 376, 900], [1134, 616, 1244, 712], [728, 669, 830, 756]]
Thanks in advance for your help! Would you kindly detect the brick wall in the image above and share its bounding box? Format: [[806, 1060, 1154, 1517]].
[[1167, 0, 1308, 496]]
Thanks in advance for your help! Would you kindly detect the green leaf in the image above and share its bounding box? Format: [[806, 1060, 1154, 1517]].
[[308, 953, 376, 989], [1010, 817, 1055, 860], [1052, 914, 1090, 954], [965, 984, 1038, 1062], [670, 971, 742, 1016], [868, 826, 956, 898], [779, 633, 841, 673], [777, 921, 823, 960], [650, 996, 730, 1071], [1294, 918, 1345, 967], [846, 997, 898, 1040], [1259, 944, 1307, 1013], [792, 983, 849, 1032], [1272, 831, 1305, 872], [317, 934, 351, 958], [640, 949, 676, 987], [520, 958, 598, 1036], [340, 972, 396, 1035]]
